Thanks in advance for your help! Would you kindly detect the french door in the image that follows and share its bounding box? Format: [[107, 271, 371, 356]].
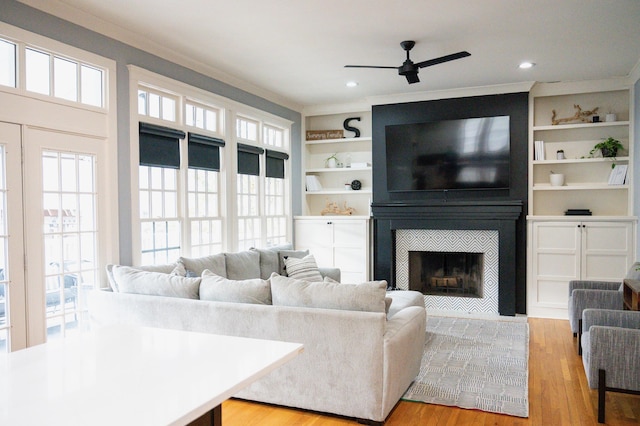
[[0, 123, 105, 351]]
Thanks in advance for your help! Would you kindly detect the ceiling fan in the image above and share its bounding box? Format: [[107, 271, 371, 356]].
[[345, 40, 471, 84]]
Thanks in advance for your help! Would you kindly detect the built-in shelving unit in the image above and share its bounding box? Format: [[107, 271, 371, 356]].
[[527, 80, 637, 319], [303, 109, 372, 216]]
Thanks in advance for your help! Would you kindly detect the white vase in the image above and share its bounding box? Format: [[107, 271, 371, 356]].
[[550, 173, 565, 186], [326, 158, 337, 168]]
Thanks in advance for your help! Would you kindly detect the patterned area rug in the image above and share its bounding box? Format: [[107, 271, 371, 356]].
[[402, 316, 529, 417]]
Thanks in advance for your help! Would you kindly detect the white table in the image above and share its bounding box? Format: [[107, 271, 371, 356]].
[[0, 325, 303, 426]]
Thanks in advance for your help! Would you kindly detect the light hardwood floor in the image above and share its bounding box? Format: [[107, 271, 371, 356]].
[[221, 318, 640, 425]]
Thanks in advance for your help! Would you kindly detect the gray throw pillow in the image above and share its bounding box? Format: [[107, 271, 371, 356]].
[[283, 254, 323, 282], [277, 249, 309, 276], [270, 273, 387, 313], [200, 270, 271, 305], [224, 250, 261, 280], [112, 265, 200, 299], [178, 253, 226, 277], [250, 248, 280, 280]]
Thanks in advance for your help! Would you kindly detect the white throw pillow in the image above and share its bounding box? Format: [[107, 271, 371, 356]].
[[112, 265, 200, 299], [283, 254, 323, 282], [270, 273, 387, 313], [199, 270, 272, 305]]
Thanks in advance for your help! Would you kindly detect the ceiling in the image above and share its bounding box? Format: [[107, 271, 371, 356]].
[[18, 0, 640, 110]]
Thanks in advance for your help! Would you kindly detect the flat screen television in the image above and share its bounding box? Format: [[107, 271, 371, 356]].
[[385, 115, 510, 191]]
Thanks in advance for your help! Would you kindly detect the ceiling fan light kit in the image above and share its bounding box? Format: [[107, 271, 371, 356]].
[[345, 40, 470, 84]]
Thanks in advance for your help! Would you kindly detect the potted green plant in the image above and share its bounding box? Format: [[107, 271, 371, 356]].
[[325, 153, 339, 168], [590, 137, 624, 158]]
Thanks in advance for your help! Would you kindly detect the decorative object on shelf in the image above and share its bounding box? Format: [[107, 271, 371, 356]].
[[325, 153, 339, 168], [606, 113, 617, 122], [345, 153, 352, 168], [608, 164, 628, 185], [343, 117, 361, 138], [589, 137, 624, 161], [305, 175, 323, 191], [351, 162, 370, 169], [556, 150, 565, 160], [592, 115, 600, 123], [320, 201, 355, 216], [551, 104, 599, 125], [549, 171, 565, 186], [306, 129, 344, 141], [565, 209, 592, 216], [351, 179, 362, 190], [344, 183, 352, 190]]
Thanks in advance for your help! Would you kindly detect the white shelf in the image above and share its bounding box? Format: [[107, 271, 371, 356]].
[[533, 121, 629, 131], [306, 167, 371, 173], [306, 188, 372, 195], [305, 136, 372, 145], [533, 157, 629, 165], [533, 183, 629, 191]]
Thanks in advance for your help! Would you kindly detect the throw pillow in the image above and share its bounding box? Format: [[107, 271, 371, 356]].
[[224, 250, 261, 280], [270, 273, 387, 313], [283, 254, 323, 282], [138, 262, 185, 275], [250, 247, 280, 280], [199, 270, 272, 305], [112, 265, 200, 299], [277, 249, 309, 276], [178, 253, 226, 277]]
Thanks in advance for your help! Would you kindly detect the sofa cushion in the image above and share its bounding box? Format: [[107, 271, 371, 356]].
[[106, 263, 185, 292], [270, 273, 387, 313], [112, 265, 200, 299], [200, 270, 271, 304], [225, 250, 261, 280], [178, 253, 226, 278], [283, 254, 324, 282], [250, 248, 280, 280], [278, 249, 309, 276]]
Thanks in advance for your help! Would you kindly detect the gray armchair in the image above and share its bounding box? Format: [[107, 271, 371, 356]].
[[568, 261, 640, 354], [581, 308, 640, 423]]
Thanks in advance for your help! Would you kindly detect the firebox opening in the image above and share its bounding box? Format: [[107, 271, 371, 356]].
[[408, 251, 484, 298]]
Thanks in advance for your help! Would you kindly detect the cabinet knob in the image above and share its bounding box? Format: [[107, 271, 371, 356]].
[[327, 221, 332, 225]]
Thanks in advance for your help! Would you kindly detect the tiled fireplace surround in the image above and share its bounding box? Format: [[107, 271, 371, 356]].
[[371, 201, 522, 316]]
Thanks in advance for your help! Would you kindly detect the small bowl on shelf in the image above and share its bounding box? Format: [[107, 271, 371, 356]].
[[549, 173, 565, 186]]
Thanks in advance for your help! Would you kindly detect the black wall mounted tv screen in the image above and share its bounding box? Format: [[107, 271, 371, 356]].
[[385, 115, 510, 191]]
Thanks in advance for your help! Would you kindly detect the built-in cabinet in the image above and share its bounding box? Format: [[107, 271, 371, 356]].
[[527, 80, 637, 318], [294, 217, 370, 283]]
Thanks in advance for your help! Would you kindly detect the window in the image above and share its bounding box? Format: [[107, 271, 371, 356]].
[[0, 38, 16, 88], [132, 71, 291, 264]]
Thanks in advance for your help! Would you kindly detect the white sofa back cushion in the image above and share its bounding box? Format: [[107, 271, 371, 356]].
[[178, 253, 226, 277], [270, 273, 387, 313], [200, 270, 272, 305], [112, 265, 201, 299]]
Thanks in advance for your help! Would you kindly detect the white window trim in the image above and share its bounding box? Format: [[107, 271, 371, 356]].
[[128, 66, 292, 264]]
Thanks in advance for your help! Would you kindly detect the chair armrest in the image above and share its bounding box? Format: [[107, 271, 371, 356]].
[[318, 267, 340, 283], [589, 325, 640, 391], [568, 280, 621, 297], [583, 309, 640, 331]]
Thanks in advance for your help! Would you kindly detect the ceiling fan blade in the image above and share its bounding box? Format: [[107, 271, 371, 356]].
[[415, 51, 471, 69], [344, 65, 398, 69]]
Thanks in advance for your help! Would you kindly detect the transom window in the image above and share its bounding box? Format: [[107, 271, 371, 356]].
[[0, 38, 105, 108], [138, 88, 177, 122], [185, 101, 220, 133], [237, 116, 258, 141]]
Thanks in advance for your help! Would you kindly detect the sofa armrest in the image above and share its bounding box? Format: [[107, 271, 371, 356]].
[[568, 280, 621, 297], [583, 308, 640, 331], [589, 325, 640, 391], [568, 289, 624, 332], [318, 267, 340, 282]]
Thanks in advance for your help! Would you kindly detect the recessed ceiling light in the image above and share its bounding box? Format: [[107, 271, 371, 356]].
[[346, 81, 358, 88], [519, 61, 535, 69]]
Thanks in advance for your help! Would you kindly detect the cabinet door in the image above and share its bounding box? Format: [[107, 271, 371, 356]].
[[582, 222, 633, 281], [294, 219, 334, 267], [531, 222, 581, 310]]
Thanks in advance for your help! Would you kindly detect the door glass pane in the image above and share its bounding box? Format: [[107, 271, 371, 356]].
[[42, 151, 98, 341], [0, 146, 8, 352], [25, 48, 50, 95], [80, 65, 103, 107]]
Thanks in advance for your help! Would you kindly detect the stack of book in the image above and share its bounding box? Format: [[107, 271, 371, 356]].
[[534, 140, 545, 160]]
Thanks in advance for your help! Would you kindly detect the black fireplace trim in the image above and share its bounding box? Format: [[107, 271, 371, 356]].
[[372, 200, 522, 316]]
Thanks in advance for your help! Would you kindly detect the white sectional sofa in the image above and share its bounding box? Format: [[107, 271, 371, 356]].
[[88, 246, 426, 425]]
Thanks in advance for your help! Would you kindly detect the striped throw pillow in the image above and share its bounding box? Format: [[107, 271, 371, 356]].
[[283, 254, 324, 282]]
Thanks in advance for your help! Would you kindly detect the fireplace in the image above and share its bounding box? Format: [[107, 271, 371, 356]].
[[409, 251, 483, 298]]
